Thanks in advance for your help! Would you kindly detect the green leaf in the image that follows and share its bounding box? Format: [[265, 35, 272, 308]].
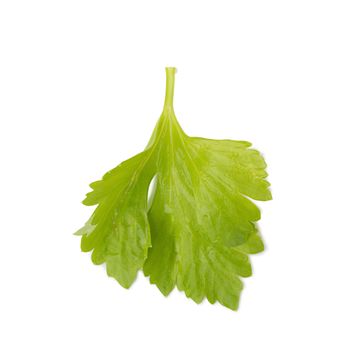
[[76, 67, 271, 310]]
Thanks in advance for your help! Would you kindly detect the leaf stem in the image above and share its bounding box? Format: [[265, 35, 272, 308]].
[[163, 67, 176, 112]]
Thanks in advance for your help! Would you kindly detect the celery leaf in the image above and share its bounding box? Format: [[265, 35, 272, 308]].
[[76, 67, 271, 310]]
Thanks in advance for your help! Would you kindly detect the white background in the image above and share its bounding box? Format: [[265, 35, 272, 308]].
[[1, 1, 349, 349]]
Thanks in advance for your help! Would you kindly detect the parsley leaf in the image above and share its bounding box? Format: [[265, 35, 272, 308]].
[[76, 67, 271, 310]]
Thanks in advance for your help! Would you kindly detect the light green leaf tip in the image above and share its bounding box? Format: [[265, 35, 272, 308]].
[[76, 67, 271, 310]]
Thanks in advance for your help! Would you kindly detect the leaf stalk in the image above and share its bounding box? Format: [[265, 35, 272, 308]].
[[163, 67, 176, 112]]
